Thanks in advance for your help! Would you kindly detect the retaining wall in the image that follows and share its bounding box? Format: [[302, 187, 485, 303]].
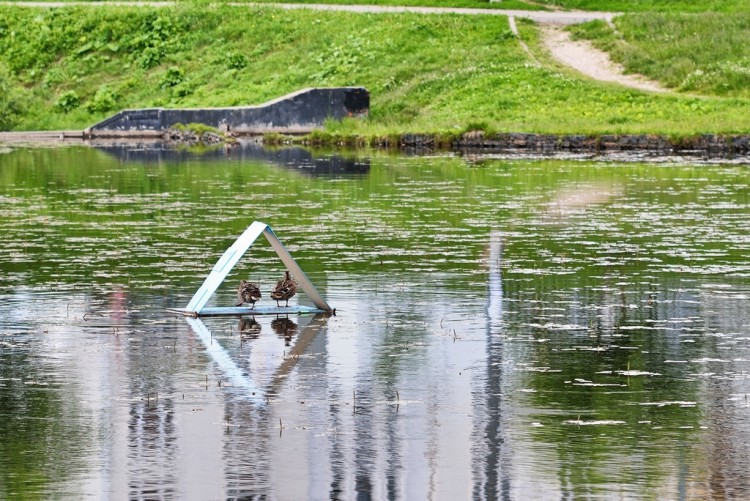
[[396, 132, 750, 156], [85, 87, 369, 137]]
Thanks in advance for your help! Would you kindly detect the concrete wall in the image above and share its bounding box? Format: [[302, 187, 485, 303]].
[[85, 87, 369, 137]]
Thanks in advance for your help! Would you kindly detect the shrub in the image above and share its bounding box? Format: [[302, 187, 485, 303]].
[[160, 66, 185, 88], [126, 13, 182, 69], [54, 90, 81, 113], [172, 82, 194, 98], [0, 64, 26, 130], [85, 86, 118, 113], [226, 52, 248, 70]]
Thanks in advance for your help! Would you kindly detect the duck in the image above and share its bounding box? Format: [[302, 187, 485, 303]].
[[236, 280, 262, 309], [270, 270, 297, 307]]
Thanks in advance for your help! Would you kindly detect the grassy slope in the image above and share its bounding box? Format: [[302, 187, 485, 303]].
[[247, 0, 543, 8], [570, 14, 750, 97], [0, 0, 543, 8], [0, 4, 749, 135], [23, 0, 739, 13], [520, 0, 744, 13]]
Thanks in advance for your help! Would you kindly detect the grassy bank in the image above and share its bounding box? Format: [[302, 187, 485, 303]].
[[245, 0, 543, 8], [531, 0, 745, 13], [570, 13, 750, 97], [0, 0, 543, 8], [0, 4, 749, 136], [9, 0, 744, 14]]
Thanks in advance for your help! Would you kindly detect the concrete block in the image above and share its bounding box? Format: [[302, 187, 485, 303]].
[[86, 87, 369, 137]]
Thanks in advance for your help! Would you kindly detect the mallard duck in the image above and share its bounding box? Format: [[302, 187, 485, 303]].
[[270, 270, 297, 307], [236, 280, 262, 309]]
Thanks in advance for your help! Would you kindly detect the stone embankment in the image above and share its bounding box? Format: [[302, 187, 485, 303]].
[[398, 132, 750, 156], [2, 130, 750, 158]]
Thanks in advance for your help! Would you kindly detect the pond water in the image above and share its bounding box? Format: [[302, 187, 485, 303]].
[[1, 142, 750, 500]]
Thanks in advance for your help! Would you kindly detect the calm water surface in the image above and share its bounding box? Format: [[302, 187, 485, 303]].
[[1, 143, 750, 500]]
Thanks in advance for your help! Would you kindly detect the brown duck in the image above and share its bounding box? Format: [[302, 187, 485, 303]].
[[236, 280, 262, 309], [270, 271, 297, 307]]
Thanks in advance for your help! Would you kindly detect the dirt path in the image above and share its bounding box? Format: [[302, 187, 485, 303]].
[[541, 25, 667, 93]]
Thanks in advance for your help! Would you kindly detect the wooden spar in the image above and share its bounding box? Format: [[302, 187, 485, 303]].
[[178, 221, 332, 316]]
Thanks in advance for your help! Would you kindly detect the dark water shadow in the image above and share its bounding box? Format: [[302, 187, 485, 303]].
[[92, 140, 371, 177]]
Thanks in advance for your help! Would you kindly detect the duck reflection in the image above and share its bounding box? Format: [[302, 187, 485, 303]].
[[271, 316, 298, 346], [238, 316, 262, 340]]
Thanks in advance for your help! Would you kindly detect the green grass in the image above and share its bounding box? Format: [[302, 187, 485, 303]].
[[570, 14, 750, 97], [1, 0, 747, 13], [0, 0, 546, 9], [1, 5, 749, 136], [248, 0, 545, 9], [530, 0, 746, 13]]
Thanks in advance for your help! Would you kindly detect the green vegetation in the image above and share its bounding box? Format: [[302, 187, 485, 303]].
[[0, 63, 27, 130], [10, 0, 744, 14], [274, 0, 748, 12], [531, 0, 745, 13], [570, 14, 750, 97], [1, 0, 544, 9], [256, 0, 541, 8], [0, 4, 749, 136], [172, 122, 221, 136]]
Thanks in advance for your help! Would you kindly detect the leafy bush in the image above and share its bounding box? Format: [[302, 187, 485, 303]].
[[54, 90, 81, 113], [125, 13, 183, 69], [85, 86, 118, 113], [160, 67, 185, 88], [226, 53, 248, 70], [0, 63, 27, 130], [172, 82, 194, 98]]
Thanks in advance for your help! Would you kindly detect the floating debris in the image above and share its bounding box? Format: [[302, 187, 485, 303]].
[[564, 419, 627, 426], [617, 370, 662, 377], [524, 322, 588, 331], [639, 401, 697, 407]]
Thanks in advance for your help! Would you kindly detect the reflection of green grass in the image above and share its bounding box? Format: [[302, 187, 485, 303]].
[[0, 352, 90, 500], [1, 5, 749, 136], [2, 146, 748, 288], [521, 321, 704, 496]]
